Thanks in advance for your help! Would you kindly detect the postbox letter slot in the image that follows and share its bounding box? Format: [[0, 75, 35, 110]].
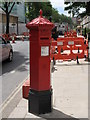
[[40, 37, 49, 40]]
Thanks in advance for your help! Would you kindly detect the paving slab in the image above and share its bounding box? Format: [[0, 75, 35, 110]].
[[7, 59, 88, 119]]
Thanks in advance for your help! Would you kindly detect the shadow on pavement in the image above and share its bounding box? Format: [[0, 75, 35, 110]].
[[39, 108, 79, 120], [2, 51, 29, 75]]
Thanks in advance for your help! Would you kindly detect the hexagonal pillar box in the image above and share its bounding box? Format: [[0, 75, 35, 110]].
[[26, 10, 54, 114]]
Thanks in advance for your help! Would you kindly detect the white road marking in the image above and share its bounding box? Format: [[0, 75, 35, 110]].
[[9, 60, 29, 74], [0, 75, 29, 113], [10, 70, 15, 74]]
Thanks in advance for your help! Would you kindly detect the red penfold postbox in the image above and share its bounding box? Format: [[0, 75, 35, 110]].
[[26, 10, 54, 114]]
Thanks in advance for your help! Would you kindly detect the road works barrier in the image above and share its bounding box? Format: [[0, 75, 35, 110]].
[[64, 30, 77, 38], [51, 36, 88, 64], [2, 33, 17, 43], [2, 34, 12, 41]]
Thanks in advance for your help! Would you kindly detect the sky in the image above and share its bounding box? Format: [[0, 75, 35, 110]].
[[50, 0, 86, 17], [50, 0, 69, 16]]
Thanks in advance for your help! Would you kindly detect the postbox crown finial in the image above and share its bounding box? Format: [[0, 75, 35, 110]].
[[39, 9, 43, 17]]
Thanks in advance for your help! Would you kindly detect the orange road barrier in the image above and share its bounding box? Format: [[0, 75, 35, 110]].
[[64, 30, 77, 38], [23, 32, 29, 36], [2, 33, 17, 42], [51, 36, 88, 64], [2, 34, 12, 41]]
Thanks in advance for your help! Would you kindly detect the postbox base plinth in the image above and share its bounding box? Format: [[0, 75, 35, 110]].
[[28, 89, 52, 115]]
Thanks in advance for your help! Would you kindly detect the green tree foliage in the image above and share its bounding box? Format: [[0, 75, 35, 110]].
[[52, 8, 61, 22], [25, 2, 73, 27], [60, 14, 73, 24], [26, 2, 72, 24], [52, 8, 73, 27], [64, 2, 90, 17], [25, 2, 52, 21]]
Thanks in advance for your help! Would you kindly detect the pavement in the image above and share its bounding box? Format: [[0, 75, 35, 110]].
[[1, 59, 89, 119]]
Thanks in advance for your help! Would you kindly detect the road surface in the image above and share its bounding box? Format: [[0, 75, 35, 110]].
[[2, 41, 29, 103]]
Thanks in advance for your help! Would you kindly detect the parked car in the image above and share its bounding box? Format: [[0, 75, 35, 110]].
[[0, 36, 13, 62]]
